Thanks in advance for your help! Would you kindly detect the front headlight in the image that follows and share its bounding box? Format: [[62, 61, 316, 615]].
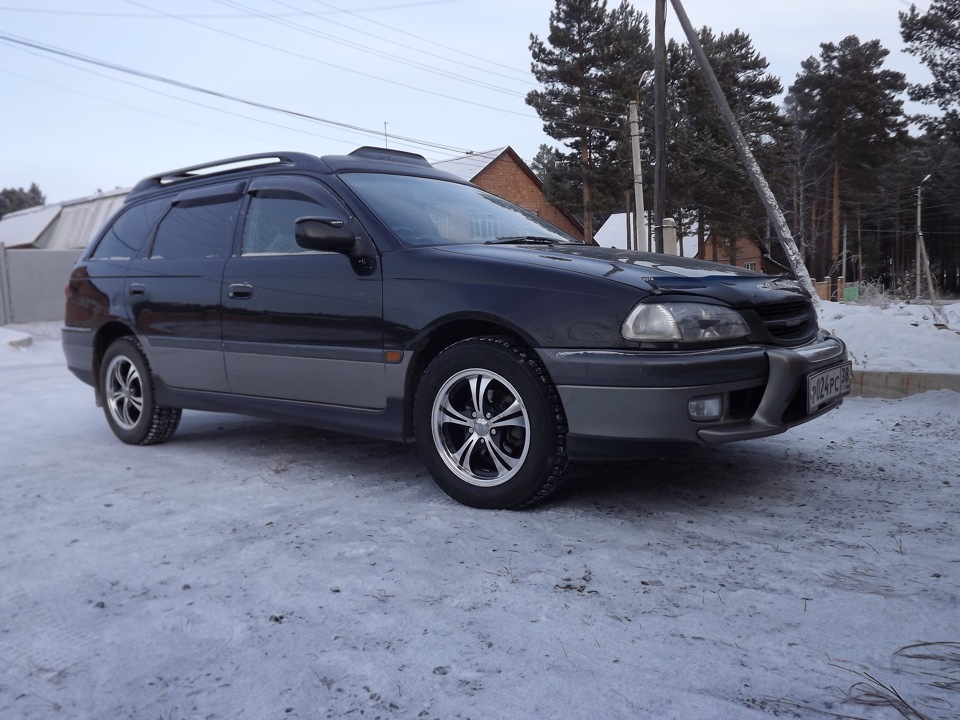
[[621, 302, 750, 342]]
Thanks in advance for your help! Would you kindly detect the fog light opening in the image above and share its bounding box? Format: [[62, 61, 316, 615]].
[[688, 395, 723, 422]]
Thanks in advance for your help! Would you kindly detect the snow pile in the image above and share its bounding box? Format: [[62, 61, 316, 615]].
[[817, 300, 959, 373]]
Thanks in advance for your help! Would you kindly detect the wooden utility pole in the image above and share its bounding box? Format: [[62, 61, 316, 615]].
[[628, 100, 647, 251], [582, 143, 593, 243], [668, 0, 817, 297], [652, 0, 667, 254]]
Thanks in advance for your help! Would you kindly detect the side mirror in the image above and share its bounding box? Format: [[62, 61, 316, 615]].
[[295, 216, 356, 253]]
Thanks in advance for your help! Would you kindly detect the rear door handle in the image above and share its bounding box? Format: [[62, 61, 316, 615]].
[[128, 283, 145, 296], [228, 283, 253, 299]]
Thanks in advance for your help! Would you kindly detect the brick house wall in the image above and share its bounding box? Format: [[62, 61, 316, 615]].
[[437, 148, 584, 241], [699, 234, 766, 271]]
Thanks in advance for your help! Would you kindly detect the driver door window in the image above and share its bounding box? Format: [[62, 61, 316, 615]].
[[242, 194, 332, 255]]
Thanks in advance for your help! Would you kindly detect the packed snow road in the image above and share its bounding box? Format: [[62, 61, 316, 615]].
[[1, 332, 957, 719]]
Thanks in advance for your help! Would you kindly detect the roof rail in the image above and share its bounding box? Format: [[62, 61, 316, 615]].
[[349, 146, 432, 167], [129, 152, 320, 195]]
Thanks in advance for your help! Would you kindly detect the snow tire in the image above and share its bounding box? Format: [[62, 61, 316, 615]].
[[414, 336, 568, 509], [100, 337, 182, 445]]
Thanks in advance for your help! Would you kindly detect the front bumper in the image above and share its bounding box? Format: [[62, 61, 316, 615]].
[[536, 333, 848, 460]]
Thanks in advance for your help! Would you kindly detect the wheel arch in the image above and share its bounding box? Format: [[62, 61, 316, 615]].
[[92, 321, 137, 404], [402, 316, 542, 438]]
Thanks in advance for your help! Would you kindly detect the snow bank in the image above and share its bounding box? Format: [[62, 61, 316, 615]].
[[817, 301, 959, 373]]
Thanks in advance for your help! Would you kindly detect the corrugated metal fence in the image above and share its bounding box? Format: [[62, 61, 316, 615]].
[[0, 246, 82, 324], [0, 189, 126, 325]]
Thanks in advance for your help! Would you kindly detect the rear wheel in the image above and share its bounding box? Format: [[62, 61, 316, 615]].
[[99, 337, 181, 445], [414, 336, 568, 509]]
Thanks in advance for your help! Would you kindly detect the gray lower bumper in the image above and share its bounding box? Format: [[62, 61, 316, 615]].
[[537, 334, 848, 460]]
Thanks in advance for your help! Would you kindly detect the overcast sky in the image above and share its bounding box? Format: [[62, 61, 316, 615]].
[[0, 0, 931, 204]]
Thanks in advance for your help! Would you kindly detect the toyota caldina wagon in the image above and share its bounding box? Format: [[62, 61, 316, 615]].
[[62, 147, 851, 508]]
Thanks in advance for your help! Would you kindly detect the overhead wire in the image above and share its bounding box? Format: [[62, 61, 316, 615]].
[[305, 0, 533, 79], [122, 0, 535, 118], [0, 44, 386, 151], [206, 0, 530, 99], [0, 31, 478, 155], [0, 0, 462, 19], [0, 1, 679, 147], [126, 0, 642, 134], [259, 0, 535, 86]]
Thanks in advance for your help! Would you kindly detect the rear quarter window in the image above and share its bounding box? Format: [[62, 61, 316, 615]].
[[89, 198, 166, 260]]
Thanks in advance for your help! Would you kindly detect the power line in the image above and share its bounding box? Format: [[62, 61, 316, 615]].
[[303, 0, 533, 80], [122, 0, 535, 119], [0, 31, 478, 155], [0, 0, 462, 19], [205, 0, 531, 99], [0, 45, 392, 151], [134, 0, 642, 132]]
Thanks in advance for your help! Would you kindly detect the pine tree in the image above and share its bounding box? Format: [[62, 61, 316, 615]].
[[527, 0, 652, 242], [900, 0, 960, 142], [787, 36, 907, 274], [0, 183, 45, 220], [666, 28, 788, 257]]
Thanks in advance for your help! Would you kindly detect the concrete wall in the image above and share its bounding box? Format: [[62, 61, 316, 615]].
[[0, 246, 81, 324]]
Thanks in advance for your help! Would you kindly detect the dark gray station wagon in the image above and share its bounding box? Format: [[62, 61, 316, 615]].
[[62, 147, 851, 508]]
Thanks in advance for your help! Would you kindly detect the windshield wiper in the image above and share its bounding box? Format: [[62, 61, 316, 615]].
[[485, 236, 561, 245]]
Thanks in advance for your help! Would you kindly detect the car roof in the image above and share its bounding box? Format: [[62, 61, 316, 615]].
[[125, 147, 466, 202]]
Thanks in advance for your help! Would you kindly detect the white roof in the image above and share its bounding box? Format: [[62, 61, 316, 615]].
[[595, 212, 632, 249], [0, 188, 128, 250], [45, 190, 128, 250], [432, 148, 508, 182], [0, 203, 62, 248]]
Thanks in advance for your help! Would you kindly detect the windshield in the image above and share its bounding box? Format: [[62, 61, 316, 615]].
[[341, 172, 580, 247]]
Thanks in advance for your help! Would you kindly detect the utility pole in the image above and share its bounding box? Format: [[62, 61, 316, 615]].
[[628, 100, 647, 252], [842, 222, 847, 283], [669, 0, 816, 297], [916, 174, 938, 301], [653, 0, 667, 254], [916, 174, 929, 298]]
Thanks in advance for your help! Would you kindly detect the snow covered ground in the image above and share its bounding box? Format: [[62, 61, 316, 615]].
[[1, 304, 957, 719]]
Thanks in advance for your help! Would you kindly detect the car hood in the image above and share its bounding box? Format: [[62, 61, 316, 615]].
[[435, 243, 811, 305]]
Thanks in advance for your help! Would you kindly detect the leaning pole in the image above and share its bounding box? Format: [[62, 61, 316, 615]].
[[669, 0, 818, 299]]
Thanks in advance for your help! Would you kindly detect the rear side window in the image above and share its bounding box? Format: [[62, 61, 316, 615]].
[[150, 200, 238, 259], [89, 198, 166, 259]]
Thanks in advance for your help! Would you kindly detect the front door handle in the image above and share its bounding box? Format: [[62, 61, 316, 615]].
[[228, 283, 253, 299], [128, 283, 145, 296]]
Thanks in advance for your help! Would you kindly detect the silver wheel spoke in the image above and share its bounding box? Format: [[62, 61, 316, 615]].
[[431, 366, 531, 488], [453, 432, 483, 469], [468, 374, 492, 417], [439, 396, 472, 427], [127, 393, 143, 418], [489, 399, 526, 430], [123, 363, 137, 391], [486, 438, 518, 474]]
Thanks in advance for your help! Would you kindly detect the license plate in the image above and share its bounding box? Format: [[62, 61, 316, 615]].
[[807, 361, 852, 413]]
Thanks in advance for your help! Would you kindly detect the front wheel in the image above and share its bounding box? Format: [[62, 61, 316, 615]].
[[414, 337, 568, 509], [99, 337, 181, 445]]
